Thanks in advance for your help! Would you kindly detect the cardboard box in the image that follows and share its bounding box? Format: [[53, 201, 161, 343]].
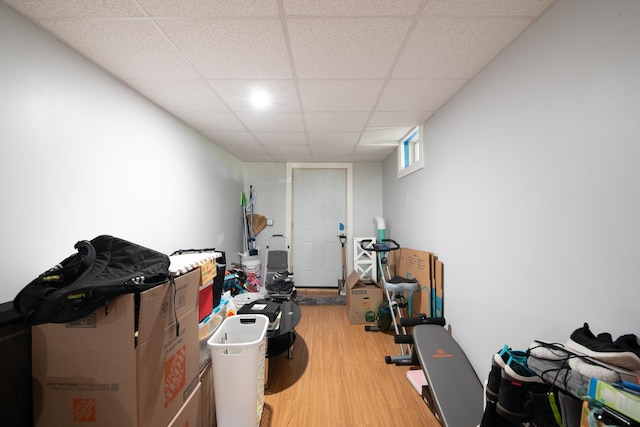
[[199, 259, 216, 288], [31, 269, 201, 427], [199, 363, 215, 427], [168, 381, 201, 427], [346, 271, 383, 324]]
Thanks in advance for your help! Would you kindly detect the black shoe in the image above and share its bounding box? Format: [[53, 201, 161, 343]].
[[567, 322, 613, 351], [567, 323, 640, 371], [487, 345, 528, 402], [496, 359, 545, 424], [479, 399, 513, 427], [612, 334, 640, 370]]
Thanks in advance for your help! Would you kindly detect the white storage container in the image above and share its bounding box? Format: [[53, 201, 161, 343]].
[[207, 314, 269, 427]]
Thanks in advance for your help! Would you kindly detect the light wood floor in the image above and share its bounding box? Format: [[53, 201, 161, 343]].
[[260, 290, 441, 427]]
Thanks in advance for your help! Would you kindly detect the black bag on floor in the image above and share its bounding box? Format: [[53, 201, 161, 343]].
[[13, 235, 170, 325]]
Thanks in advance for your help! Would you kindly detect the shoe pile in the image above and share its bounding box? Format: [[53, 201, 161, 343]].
[[483, 323, 640, 427], [267, 270, 295, 294], [480, 345, 560, 427]]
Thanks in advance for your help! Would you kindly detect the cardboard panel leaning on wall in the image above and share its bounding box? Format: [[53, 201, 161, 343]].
[[434, 259, 444, 318], [395, 248, 433, 317]]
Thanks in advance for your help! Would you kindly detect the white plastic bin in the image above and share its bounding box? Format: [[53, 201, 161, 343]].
[[208, 314, 269, 427]]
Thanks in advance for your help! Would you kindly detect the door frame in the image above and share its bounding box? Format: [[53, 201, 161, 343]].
[[286, 163, 353, 282]]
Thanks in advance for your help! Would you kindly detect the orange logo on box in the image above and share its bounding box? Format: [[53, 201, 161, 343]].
[[164, 344, 187, 407], [73, 398, 96, 422]]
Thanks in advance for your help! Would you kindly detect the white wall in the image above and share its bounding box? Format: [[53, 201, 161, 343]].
[[353, 162, 384, 238], [241, 163, 288, 267], [383, 0, 640, 382], [0, 3, 244, 303]]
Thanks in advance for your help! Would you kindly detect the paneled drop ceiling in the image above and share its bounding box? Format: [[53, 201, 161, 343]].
[[4, 0, 555, 162]]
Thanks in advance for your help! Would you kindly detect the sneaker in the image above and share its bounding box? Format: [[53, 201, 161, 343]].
[[479, 399, 513, 427], [485, 363, 502, 403], [529, 339, 623, 385], [496, 357, 545, 424], [566, 322, 614, 352], [486, 345, 528, 401], [612, 334, 640, 370], [503, 355, 544, 384], [567, 323, 640, 371], [568, 356, 619, 382], [529, 340, 571, 361]]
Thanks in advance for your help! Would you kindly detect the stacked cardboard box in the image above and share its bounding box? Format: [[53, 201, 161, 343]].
[[31, 268, 202, 427]]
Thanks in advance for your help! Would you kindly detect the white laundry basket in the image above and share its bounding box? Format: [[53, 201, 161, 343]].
[[207, 314, 269, 427]]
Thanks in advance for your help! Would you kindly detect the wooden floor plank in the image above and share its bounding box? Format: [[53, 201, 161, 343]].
[[260, 304, 441, 427]]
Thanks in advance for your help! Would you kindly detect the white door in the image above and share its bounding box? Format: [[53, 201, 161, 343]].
[[292, 168, 346, 287]]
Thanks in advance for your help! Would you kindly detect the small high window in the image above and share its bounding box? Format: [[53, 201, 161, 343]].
[[397, 125, 424, 178]]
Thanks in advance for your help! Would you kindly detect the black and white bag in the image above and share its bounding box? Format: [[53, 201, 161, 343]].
[[13, 235, 170, 324]]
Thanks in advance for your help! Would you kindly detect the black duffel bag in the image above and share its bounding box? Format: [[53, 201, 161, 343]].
[[13, 235, 170, 325]]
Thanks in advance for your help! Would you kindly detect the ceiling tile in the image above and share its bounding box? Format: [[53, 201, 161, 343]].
[[137, 0, 279, 16], [203, 131, 258, 145], [422, 0, 555, 16], [369, 111, 432, 127], [236, 112, 305, 132], [126, 79, 229, 111], [3, 0, 143, 18], [222, 145, 273, 162], [40, 19, 200, 79], [299, 80, 385, 112], [394, 16, 533, 79], [307, 132, 360, 146], [209, 80, 300, 112], [253, 132, 308, 145], [173, 111, 246, 131], [359, 127, 412, 146], [377, 79, 467, 111], [288, 17, 411, 79], [158, 18, 292, 79], [265, 145, 312, 162], [352, 145, 397, 161], [304, 112, 370, 132], [309, 145, 357, 162], [309, 144, 356, 154], [283, 0, 423, 16]]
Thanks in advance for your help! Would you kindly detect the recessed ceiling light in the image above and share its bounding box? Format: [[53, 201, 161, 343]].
[[250, 91, 271, 109]]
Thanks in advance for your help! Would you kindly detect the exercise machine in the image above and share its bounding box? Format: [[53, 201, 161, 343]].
[[403, 315, 484, 426], [359, 238, 420, 365]]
